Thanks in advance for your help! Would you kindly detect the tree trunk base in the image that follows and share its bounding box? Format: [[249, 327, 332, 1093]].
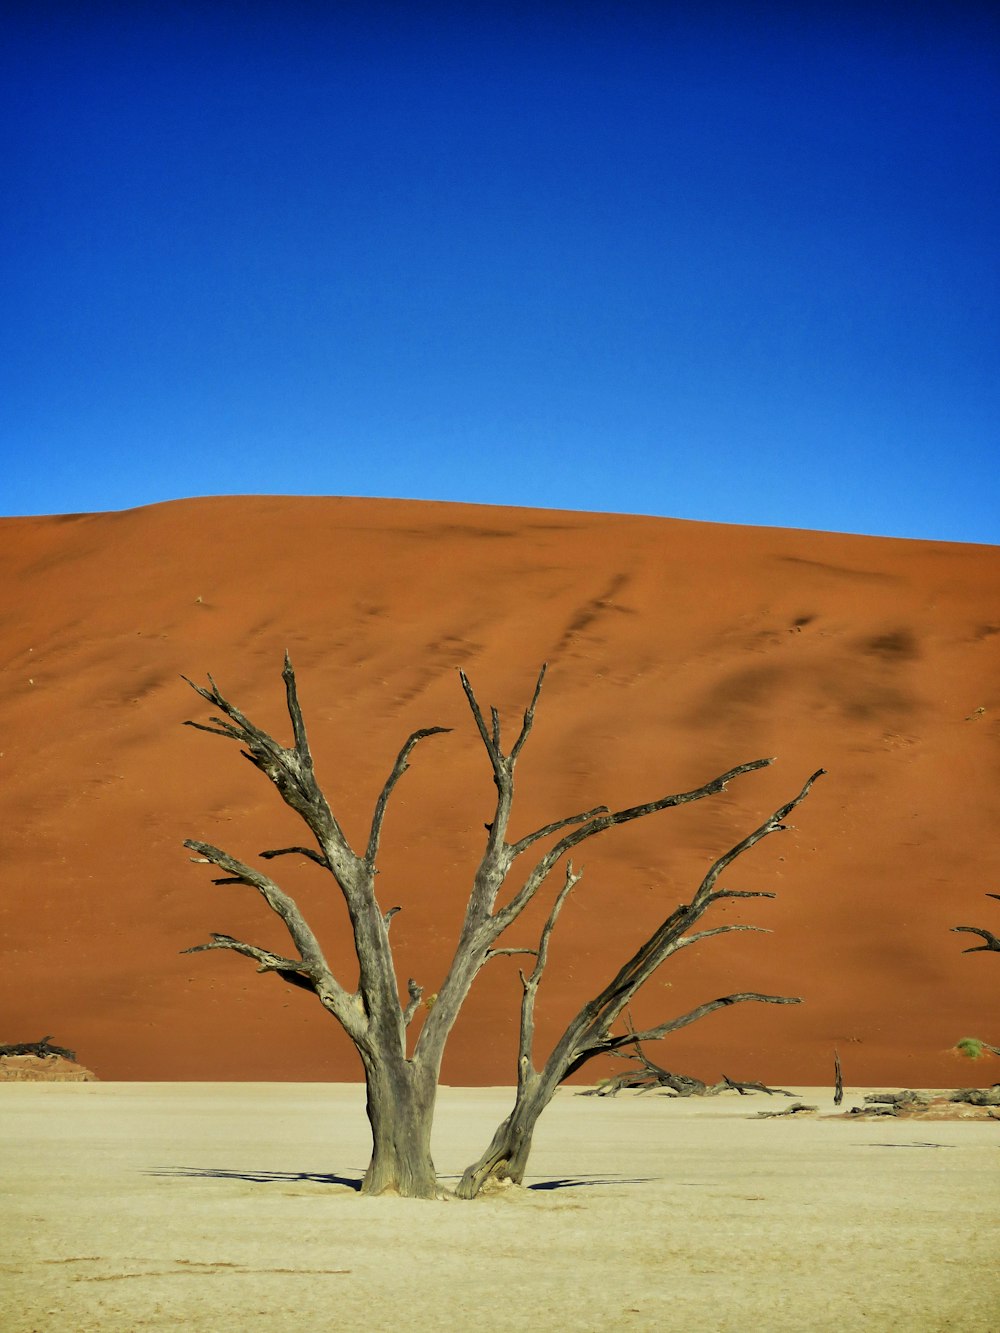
[[361, 1148, 440, 1199], [360, 1057, 439, 1199], [456, 1096, 542, 1199]]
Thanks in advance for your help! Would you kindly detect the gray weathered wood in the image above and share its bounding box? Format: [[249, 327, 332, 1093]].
[[182, 658, 821, 1199], [0, 1036, 77, 1061]]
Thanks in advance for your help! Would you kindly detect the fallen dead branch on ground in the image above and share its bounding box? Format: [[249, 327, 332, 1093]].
[[580, 1032, 795, 1098], [844, 1087, 1000, 1120], [0, 1036, 77, 1060]]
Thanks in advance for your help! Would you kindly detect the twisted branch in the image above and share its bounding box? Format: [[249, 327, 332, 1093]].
[[953, 925, 1000, 954], [493, 758, 785, 934], [182, 838, 358, 1030], [527, 768, 823, 1082], [182, 933, 316, 992], [182, 657, 357, 884], [366, 727, 451, 867], [403, 979, 424, 1027]]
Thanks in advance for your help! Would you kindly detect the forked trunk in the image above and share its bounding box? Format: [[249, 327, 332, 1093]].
[[360, 1053, 438, 1198], [181, 662, 820, 1206]]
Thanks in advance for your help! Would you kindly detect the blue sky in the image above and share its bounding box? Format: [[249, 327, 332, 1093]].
[[2, 2, 997, 542]]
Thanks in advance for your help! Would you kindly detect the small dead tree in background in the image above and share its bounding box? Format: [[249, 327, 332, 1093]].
[[577, 1026, 794, 1098], [182, 659, 821, 1199], [953, 895, 1000, 1060]]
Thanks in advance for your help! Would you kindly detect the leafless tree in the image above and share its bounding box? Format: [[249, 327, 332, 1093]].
[[182, 659, 822, 1198]]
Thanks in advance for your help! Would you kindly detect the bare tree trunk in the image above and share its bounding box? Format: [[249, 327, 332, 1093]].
[[360, 1051, 438, 1198], [181, 659, 820, 1200], [457, 769, 822, 1197], [456, 1071, 554, 1198], [182, 659, 454, 1197]]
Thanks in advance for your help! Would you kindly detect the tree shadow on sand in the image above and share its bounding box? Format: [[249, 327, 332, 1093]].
[[147, 1167, 655, 1192], [525, 1174, 655, 1191], [147, 1167, 364, 1190]]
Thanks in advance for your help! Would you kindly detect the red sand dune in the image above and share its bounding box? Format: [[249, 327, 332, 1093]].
[[0, 496, 997, 1087]]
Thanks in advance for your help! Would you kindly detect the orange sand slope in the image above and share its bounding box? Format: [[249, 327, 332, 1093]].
[[0, 496, 997, 1085]]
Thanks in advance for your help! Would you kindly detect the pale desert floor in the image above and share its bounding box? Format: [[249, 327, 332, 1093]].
[[2, 1083, 997, 1332]]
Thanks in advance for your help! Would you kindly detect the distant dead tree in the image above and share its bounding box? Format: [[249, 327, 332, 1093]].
[[576, 1025, 794, 1099], [182, 659, 822, 1199], [0, 1037, 77, 1061], [952, 895, 1000, 1060]]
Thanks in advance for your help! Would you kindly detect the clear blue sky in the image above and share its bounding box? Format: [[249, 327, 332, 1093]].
[[2, 2, 997, 542]]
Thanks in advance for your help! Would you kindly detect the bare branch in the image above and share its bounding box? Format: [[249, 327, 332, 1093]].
[[183, 717, 244, 741], [403, 978, 424, 1027], [531, 862, 582, 987], [366, 726, 451, 867], [953, 925, 1000, 953], [509, 663, 547, 761], [618, 1024, 696, 1090], [281, 652, 312, 762], [0, 1036, 78, 1061], [183, 668, 361, 885], [459, 669, 500, 770], [259, 846, 329, 868], [509, 805, 610, 858], [582, 1024, 796, 1098], [450, 760, 824, 1178], [435, 667, 557, 943], [183, 673, 270, 747], [183, 839, 351, 1011], [516, 863, 583, 1082], [673, 924, 771, 949], [494, 757, 779, 933], [834, 1049, 844, 1106], [709, 889, 778, 902], [182, 933, 317, 991], [182, 655, 823, 1201], [493, 769, 824, 1108], [604, 760, 771, 823], [602, 992, 802, 1053], [689, 768, 826, 908], [563, 771, 821, 1049], [612, 1023, 798, 1099]]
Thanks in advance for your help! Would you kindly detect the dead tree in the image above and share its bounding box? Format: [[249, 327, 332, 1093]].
[[578, 1026, 794, 1098], [0, 1037, 77, 1061], [952, 894, 1000, 1059], [455, 760, 820, 1195], [182, 658, 822, 1199]]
